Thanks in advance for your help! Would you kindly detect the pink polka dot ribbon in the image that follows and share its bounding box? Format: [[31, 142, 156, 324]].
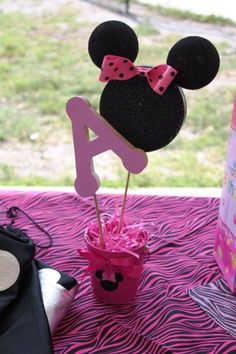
[[99, 55, 178, 96]]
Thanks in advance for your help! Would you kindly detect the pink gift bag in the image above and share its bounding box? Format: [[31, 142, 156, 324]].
[[215, 97, 236, 292]]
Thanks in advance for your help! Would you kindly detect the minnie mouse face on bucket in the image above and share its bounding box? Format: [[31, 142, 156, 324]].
[[95, 269, 123, 291], [88, 20, 220, 152]]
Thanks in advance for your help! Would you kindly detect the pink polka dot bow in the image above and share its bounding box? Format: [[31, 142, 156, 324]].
[[99, 55, 178, 96]]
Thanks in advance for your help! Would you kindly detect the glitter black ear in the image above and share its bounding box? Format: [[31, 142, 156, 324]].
[[88, 20, 139, 68], [167, 36, 220, 89]]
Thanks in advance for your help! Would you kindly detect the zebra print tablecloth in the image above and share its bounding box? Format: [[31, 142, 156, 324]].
[[0, 191, 236, 353], [189, 277, 236, 341]]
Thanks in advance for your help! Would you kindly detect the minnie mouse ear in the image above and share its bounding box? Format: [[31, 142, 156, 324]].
[[88, 20, 139, 68], [167, 36, 220, 90]]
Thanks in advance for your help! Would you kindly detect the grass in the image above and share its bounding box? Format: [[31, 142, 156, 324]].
[[0, 2, 236, 188], [0, 163, 74, 186], [0, 9, 102, 142], [136, 22, 160, 37], [141, 3, 236, 26]]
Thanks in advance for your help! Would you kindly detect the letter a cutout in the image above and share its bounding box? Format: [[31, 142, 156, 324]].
[[66, 96, 148, 197]]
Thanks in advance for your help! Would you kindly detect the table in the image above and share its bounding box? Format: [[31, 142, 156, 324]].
[[0, 191, 235, 353]]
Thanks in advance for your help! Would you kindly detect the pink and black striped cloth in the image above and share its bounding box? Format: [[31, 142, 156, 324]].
[[0, 191, 236, 353]]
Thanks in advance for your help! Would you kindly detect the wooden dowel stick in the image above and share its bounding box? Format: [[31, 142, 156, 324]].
[[119, 171, 131, 233], [93, 193, 105, 248]]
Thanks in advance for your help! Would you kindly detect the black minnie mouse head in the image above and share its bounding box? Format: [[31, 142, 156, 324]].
[[95, 269, 123, 291], [88, 20, 220, 152]]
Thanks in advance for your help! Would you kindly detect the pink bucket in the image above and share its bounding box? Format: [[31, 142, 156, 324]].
[[84, 235, 147, 304]]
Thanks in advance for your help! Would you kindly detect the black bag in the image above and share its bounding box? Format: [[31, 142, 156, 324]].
[[0, 224, 77, 354]]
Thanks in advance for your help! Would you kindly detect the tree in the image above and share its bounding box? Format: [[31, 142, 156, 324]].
[[124, 0, 130, 14]]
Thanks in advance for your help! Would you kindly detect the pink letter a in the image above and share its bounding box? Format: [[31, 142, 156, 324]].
[[66, 97, 148, 197]]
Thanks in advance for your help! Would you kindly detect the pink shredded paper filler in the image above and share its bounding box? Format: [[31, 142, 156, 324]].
[[85, 213, 149, 255]]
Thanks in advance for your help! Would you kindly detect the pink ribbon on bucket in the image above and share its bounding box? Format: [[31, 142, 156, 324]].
[[78, 249, 143, 278]]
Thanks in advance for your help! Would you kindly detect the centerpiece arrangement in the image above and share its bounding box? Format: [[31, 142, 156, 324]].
[[66, 20, 220, 303]]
